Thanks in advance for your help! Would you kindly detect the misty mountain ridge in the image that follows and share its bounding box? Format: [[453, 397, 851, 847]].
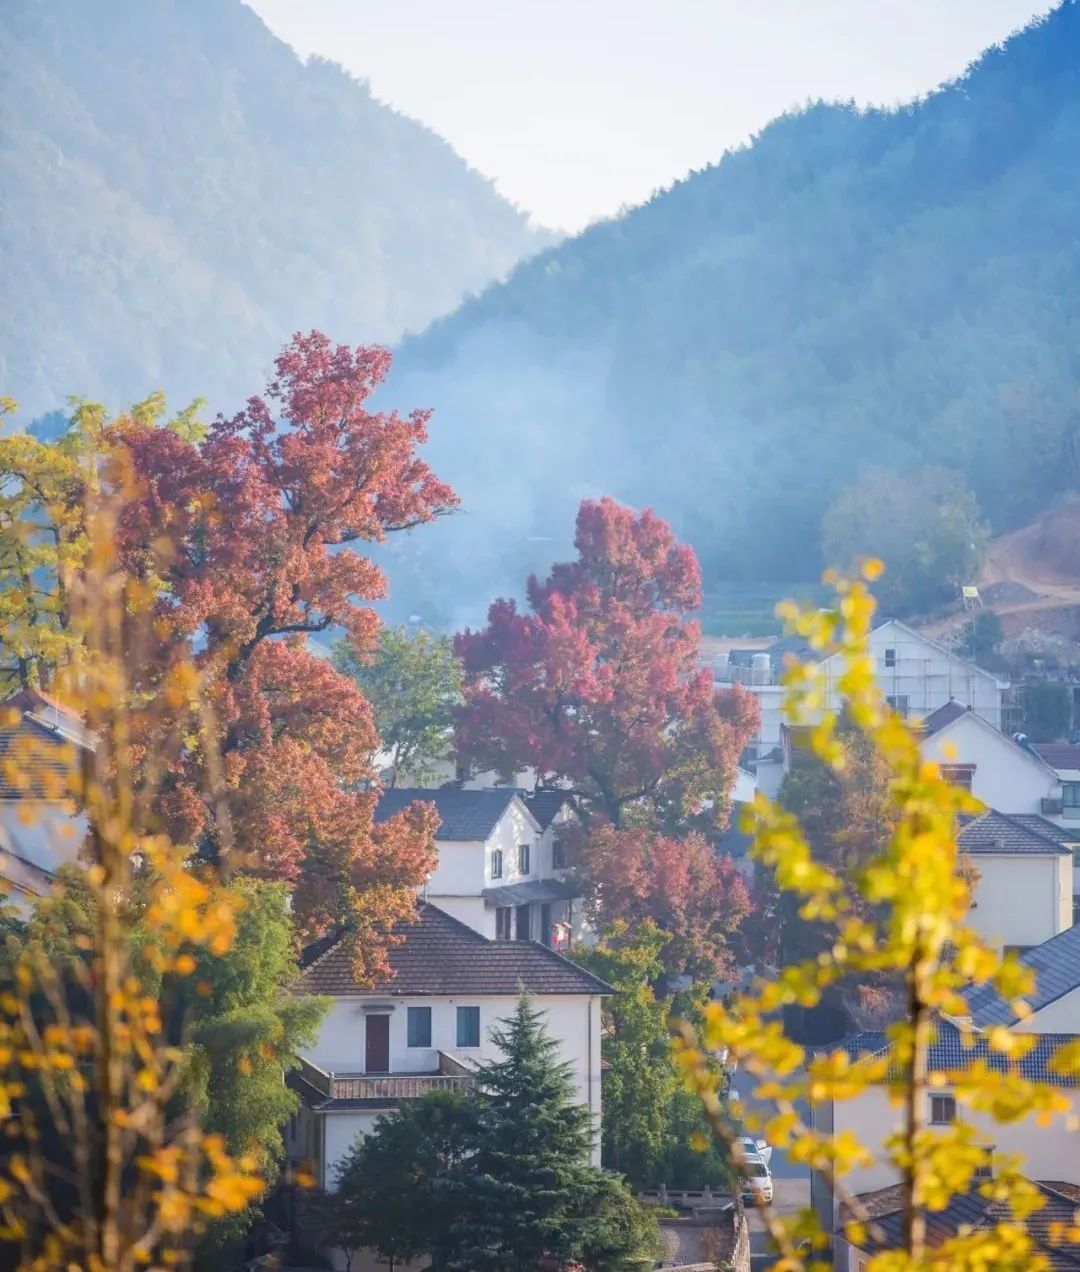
[[0, 0, 548, 419], [383, 0, 1080, 625]]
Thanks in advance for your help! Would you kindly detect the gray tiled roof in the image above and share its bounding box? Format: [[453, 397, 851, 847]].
[[842, 1180, 1080, 1266], [521, 789, 571, 830], [296, 902, 612, 998], [374, 787, 527, 841], [832, 1018, 1079, 1087], [1033, 742, 1080, 771], [919, 700, 970, 735], [957, 809, 1072, 855], [1009, 815, 1080, 845], [966, 923, 1080, 1028]]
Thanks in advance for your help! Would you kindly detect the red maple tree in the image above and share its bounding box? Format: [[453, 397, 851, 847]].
[[112, 332, 456, 969], [584, 825, 752, 981], [455, 497, 758, 830]]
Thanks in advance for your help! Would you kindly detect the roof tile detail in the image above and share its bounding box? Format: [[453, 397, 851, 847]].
[[296, 902, 611, 998], [374, 787, 526, 841]]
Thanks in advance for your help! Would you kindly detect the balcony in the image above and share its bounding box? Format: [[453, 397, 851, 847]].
[[296, 1053, 477, 1103]]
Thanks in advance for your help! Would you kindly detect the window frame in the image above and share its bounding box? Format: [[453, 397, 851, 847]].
[[1063, 782, 1080, 809], [940, 763, 975, 792], [929, 1093, 956, 1126], [456, 1005, 481, 1049], [495, 907, 512, 940], [886, 694, 910, 718], [490, 848, 503, 880], [407, 1005, 432, 1049], [518, 842, 531, 875], [884, 648, 897, 668]]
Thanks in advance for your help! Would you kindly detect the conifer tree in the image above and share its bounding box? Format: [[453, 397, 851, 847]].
[[452, 997, 653, 1272]]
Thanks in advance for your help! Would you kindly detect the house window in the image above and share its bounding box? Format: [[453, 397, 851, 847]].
[[974, 1147, 994, 1181], [941, 764, 975, 792], [516, 904, 531, 941], [496, 907, 513, 940], [1072, 845, 1080, 868], [491, 848, 503, 879], [1064, 783, 1080, 820], [886, 694, 910, 718], [407, 1006, 432, 1048], [552, 832, 566, 870], [884, 648, 897, 668], [518, 842, 531, 874], [929, 1094, 956, 1125], [456, 1005, 480, 1048]]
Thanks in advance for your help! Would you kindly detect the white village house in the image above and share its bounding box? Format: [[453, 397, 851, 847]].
[[373, 786, 585, 947], [954, 810, 1074, 953], [286, 901, 609, 1190], [710, 619, 1008, 797], [0, 688, 91, 913], [811, 923, 1080, 1269]]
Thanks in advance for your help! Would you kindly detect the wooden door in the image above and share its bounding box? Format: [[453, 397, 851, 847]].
[[365, 1013, 390, 1073]]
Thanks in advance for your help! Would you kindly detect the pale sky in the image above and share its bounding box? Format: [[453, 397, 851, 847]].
[[248, 0, 1053, 232]]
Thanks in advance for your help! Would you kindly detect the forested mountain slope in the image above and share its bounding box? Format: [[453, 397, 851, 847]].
[[389, 1, 1080, 623], [0, 0, 544, 418]]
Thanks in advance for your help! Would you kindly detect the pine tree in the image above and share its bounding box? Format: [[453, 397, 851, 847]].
[[450, 997, 653, 1272]]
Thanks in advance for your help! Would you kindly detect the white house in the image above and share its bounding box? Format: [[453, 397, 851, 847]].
[[956, 810, 1074, 952], [811, 923, 1080, 1268], [1033, 741, 1080, 829], [287, 901, 610, 1189], [0, 689, 91, 914], [710, 619, 1007, 796], [374, 786, 583, 948]]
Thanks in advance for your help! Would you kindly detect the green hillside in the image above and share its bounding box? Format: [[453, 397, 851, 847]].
[[387, 1, 1080, 622], [0, 0, 545, 419]]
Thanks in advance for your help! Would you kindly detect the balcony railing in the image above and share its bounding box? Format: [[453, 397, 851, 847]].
[[330, 1073, 475, 1100], [706, 661, 780, 687], [1042, 798, 1064, 816], [297, 1052, 478, 1102]]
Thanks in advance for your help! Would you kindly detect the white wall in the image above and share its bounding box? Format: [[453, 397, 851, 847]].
[[1015, 985, 1080, 1034], [920, 714, 1054, 815], [818, 1084, 1080, 1228], [425, 797, 542, 939], [731, 622, 1004, 757], [305, 992, 603, 1174], [968, 852, 1071, 950], [858, 622, 1004, 729]]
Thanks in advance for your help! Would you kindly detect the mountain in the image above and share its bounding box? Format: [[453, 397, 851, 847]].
[[386, 1, 1080, 625], [0, 0, 546, 419]]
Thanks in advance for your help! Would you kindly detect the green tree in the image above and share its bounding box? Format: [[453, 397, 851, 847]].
[[334, 624, 463, 787], [1019, 678, 1071, 743], [184, 879, 329, 1177], [331, 1091, 475, 1271], [574, 923, 676, 1184], [821, 466, 987, 615]]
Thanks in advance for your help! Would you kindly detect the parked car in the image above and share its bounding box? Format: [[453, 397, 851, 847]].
[[738, 1153, 774, 1206], [735, 1134, 772, 1167]]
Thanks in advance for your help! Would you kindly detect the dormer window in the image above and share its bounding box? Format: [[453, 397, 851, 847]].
[[518, 842, 531, 874]]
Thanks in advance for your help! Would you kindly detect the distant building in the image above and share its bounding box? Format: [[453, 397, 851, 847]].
[[287, 902, 610, 1187], [373, 786, 585, 947], [810, 923, 1080, 1261], [0, 689, 91, 912], [708, 619, 1008, 796]]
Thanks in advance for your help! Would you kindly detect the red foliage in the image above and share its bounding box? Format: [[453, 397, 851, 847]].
[[455, 497, 758, 829], [585, 825, 751, 980], [112, 332, 456, 969]]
